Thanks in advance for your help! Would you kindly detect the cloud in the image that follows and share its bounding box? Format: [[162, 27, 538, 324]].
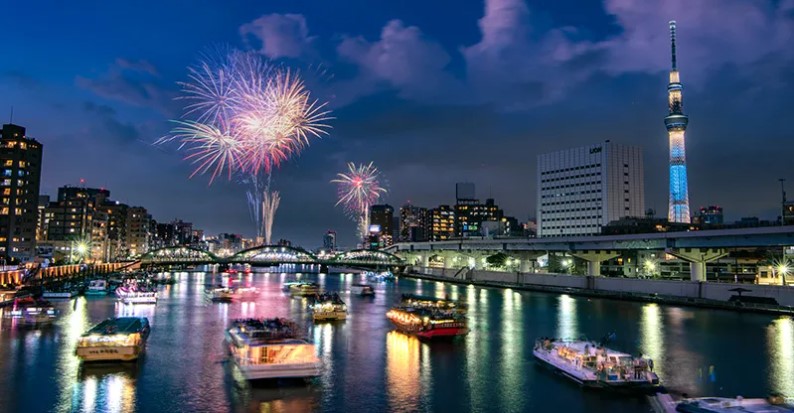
[[76, 58, 177, 115], [336, 20, 461, 101], [81, 101, 140, 142], [240, 13, 314, 59]]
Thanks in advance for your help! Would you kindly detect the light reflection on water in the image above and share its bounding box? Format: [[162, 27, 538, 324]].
[[0, 273, 792, 412], [639, 303, 664, 377], [768, 317, 794, 397], [557, 294, 578, 339], [386, 331, 422, 410]]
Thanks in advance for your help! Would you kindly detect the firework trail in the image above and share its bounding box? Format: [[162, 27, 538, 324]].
[[159, 49, 332, 240], [332, 162, 387, 239]]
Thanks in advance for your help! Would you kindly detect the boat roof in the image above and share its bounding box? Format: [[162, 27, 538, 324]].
[[677, 398, 794, 413], [230, 318, 305, 344], [544, 339, 634, 358], [85, 317, 148, 336]]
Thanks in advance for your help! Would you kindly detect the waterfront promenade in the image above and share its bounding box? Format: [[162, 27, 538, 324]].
[[406, 266, 794, 315]]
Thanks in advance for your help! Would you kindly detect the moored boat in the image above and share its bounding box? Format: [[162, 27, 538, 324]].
[[85, 279, 109, 296], [533, 338, 659, 391], [309, 293, 347, 321], [4, 297, 58, 324], [351, 284, 375, 296], [386, 307, 468, 339], [115, 279, 158, 304], [76, 317, 150, 362], [289, 282, 320, 297], [42, 285, 77, 299], [226, 318, 321, 380]]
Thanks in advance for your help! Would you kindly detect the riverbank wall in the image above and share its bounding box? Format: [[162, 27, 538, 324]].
[[405, 266, 794, 315]]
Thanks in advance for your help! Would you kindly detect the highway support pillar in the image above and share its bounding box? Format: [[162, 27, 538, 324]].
[[571, 250, 620, 276], [666, 248, 728, 282]]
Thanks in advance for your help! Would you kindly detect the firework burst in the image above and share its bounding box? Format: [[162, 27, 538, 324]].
[[332, 162, 387, 238], [159, 48, 333, 242], [159, 50, 332, 183]]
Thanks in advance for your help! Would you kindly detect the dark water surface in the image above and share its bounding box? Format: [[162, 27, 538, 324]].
[[0, 271, 791, 413]]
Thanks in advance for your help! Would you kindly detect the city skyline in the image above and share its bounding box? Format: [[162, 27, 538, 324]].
[[2, 0, 793, 246]]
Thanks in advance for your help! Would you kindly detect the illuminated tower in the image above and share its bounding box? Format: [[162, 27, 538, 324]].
[[665, 20, 691, 223]]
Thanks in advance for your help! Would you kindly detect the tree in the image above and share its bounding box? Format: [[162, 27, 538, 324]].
[[486, 252, 508, 269]]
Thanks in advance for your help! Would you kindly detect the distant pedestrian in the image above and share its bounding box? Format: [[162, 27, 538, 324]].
[[648, 359, 654, 372]]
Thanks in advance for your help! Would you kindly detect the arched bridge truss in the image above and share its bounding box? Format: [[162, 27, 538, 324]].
[[139, 245, 403, 268]]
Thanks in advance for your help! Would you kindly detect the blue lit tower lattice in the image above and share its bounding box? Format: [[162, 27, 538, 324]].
[[665, 20, 691, 223]]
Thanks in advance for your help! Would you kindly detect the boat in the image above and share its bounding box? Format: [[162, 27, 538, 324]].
[[532, 338, 660, 391], [350, 284, 375, 296], [289, 282, 320, 297], [225, 318, 322, 380], [365, 271, 395, 282], [281, 281, 302, 293], [400, 294, 467, 314], [231, 286, 258, 300], [42, 285, 77, 299], [4, 297, 58, 324], [309, 293, 347, 321], [75, 317, 151, 362], [386, 307, 468, 339], [115, 281, 158, 305], [650, 393, 794, 413], [85, 279, 109, 296], [210, 287, 233, 303]]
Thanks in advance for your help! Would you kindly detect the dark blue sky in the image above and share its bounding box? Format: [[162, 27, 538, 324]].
[[2, 0, 793, 247]]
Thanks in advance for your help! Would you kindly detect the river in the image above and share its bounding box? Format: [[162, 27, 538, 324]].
[[0, 271, 791, 412]]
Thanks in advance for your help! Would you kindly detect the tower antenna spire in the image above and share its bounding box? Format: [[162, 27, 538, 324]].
[[669, 20, 677, 70]]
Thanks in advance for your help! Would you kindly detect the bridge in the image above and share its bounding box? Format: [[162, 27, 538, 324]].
[[385, 226, 794, 281], [138, 245, 404, 269]]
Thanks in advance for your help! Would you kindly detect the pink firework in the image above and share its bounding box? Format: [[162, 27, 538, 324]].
[[159, 50, 332, 182], [332, 162, 387, 215]]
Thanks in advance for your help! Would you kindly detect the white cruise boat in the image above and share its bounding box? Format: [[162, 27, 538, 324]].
[[76, 317, 150, 362], [650, 395, 794, 413], [533, 338, 659, 391], [226, 318, 321, 380], [116, 288, 158, 304], [350, 284, 375, 296], [86, 279, 109, 296]]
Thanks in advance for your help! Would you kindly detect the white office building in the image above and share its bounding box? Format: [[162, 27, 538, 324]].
[[537, 142, 645, 237]]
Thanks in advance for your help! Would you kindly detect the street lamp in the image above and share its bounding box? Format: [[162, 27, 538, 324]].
[[778, 263, 789, 286]]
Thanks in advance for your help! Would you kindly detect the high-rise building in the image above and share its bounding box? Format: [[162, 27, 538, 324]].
[[43, 186, 111, 262], [0, 124, 43, 262], [399, 204, 428, 242], [429, 205, 455, 241], [665, 21, 691, 223], [323, 230, 336, 251], [127, 207, 150, 256], [456, 182, 475, 201], [537, 142, 645, 237], [693, 206, 723, 226], [37, 195, 49, 242], [369, 204, 394, 246], [105, 201, 129, 260]]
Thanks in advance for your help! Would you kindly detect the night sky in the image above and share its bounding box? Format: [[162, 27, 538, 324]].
[[2, 0, 793, 247]]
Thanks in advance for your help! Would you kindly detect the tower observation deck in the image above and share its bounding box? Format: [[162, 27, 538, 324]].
[[665, 20, 691, 223]]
